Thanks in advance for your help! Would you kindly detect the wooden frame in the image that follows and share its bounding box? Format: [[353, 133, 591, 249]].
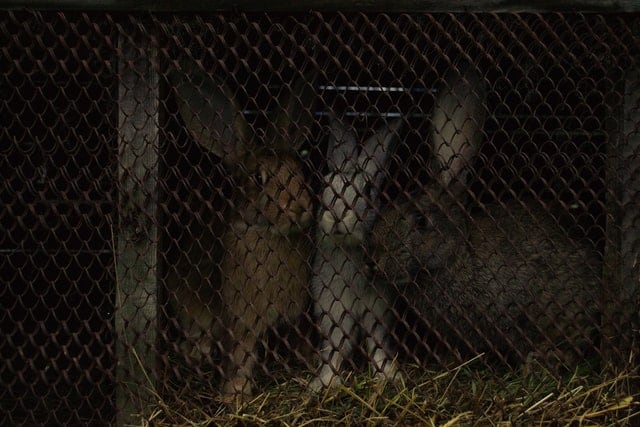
[[115, 25, 160, 426], [0, 0, 639, 12]]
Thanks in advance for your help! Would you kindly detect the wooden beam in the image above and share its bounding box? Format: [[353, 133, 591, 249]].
[[1, 0, 640, 12], [603, 67, 640, 368], [618, 67, 640, 358], [115, 25, 160, 426]]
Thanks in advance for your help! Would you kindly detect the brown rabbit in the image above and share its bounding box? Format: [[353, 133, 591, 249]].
[[168, 58, 318, 399], [370, 67, 601, 370]]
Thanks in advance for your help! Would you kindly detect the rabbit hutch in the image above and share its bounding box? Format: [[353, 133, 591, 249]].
[[1, 1, 640, 425]]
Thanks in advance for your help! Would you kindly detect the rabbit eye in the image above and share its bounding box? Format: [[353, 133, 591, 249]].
[[414, 211, 433, 230], [254, 170, 267, 187], [363, 182, 375, 199]]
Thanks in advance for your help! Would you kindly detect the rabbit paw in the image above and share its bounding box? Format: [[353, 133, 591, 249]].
[[308, 371, 342, 393], [221, 376, 253, 405], [374, 362, 405, 387]]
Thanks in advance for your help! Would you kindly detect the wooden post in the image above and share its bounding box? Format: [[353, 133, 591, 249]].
[[618, 67, 640, 357], [115, 25, 160, 426], [603, 67, 640, 368]]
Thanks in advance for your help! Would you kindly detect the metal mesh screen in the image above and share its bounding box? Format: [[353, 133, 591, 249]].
[[1, 10, 639, 424]]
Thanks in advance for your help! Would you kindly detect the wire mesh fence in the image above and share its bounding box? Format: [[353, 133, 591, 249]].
[[1, 9, 639, 425]]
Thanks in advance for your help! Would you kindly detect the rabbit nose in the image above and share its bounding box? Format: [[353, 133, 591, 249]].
[[320, 211, 336, 233], [286, 202, 312, 226], [296, 191, 313, 213], [282, 190, 311, 214], [287, 199, 302, 214], [339, 210, 358, 232]]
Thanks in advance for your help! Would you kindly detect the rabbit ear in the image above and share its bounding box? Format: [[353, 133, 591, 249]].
[[268, 72, 320, 151], [170, 58, 251, 165], [326, 116, 358, 171], [430, 67, 486, 191], [359, 119, 402, 180]]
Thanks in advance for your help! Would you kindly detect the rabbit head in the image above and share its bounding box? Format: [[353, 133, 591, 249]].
[[369, 198, 424, 283], [240, 152, 313, 234], [371, 67, 486, 278], [170, 59, 317, 234], [318, 117, 402, 243]]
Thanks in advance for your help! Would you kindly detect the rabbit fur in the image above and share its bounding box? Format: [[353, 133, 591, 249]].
[[168, 58, 317, 398], [309, 116, 404, 392], [370, 67, 601, 370]]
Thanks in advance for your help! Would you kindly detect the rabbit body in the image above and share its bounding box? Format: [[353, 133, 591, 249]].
[[216, 153, 313, 397], [309, 117, 403, 392], [166, 252, 222, 363], [370, 67, 600, 369], [372, 196, 601, 367], [169, 60, 317, 398]]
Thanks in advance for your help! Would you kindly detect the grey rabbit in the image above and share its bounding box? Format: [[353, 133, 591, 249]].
[[309, 115, 404, 392], [370, 67, 601, 370], [168, 58, 317, 399]]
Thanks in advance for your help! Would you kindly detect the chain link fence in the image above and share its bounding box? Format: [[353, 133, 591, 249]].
[[1, 10, 639, 424]]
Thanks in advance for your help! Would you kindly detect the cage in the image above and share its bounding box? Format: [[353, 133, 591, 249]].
[[1, 5, 639, 425]]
